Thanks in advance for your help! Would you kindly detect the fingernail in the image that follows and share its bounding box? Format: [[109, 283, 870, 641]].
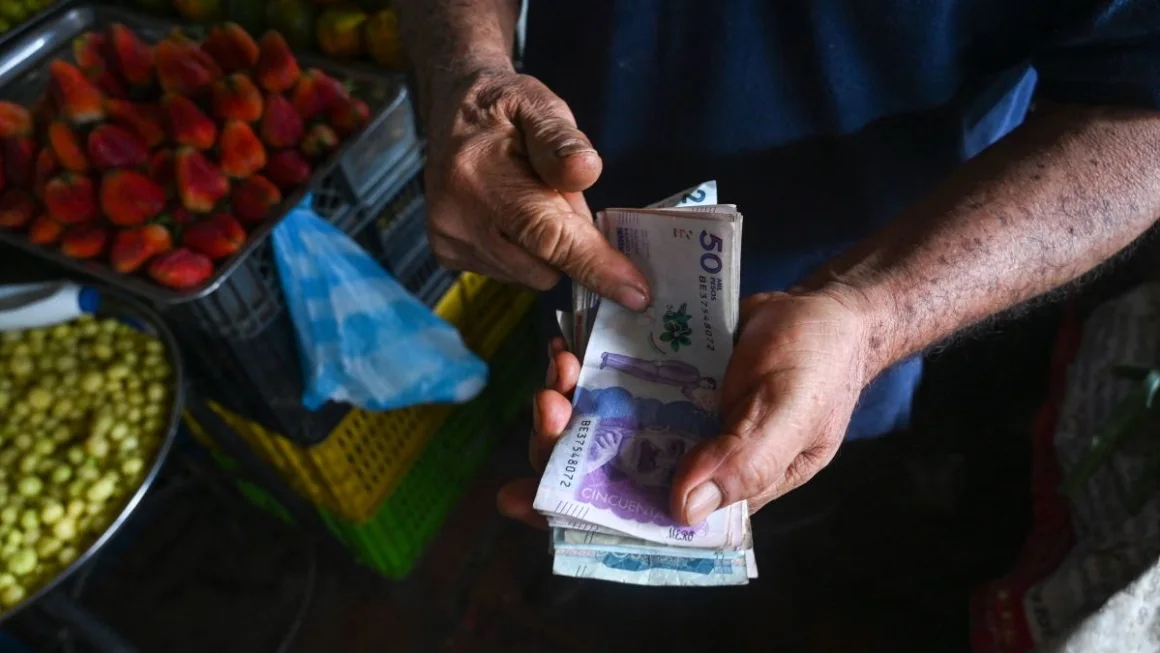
[[555, 140, 595, 158], [614, 286, 650, 312], [545, 356, 557, 387], [685, 482, 723, 525]]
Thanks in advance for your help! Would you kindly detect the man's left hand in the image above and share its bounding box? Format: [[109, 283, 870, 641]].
[[497, 290, 877, 527]]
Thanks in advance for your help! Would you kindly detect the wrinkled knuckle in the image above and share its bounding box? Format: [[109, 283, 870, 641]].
[[515, 213, 571, 263]]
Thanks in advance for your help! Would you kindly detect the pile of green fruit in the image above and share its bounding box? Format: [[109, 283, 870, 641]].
[[0, 315, 173, 611], [0, 0, 57, 36], [127, 0, 406, 68]]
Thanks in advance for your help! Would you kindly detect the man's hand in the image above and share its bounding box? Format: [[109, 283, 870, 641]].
[[670, 291, 869, 523], [496, 290, 873, 528], [424, 70, 651, 310]]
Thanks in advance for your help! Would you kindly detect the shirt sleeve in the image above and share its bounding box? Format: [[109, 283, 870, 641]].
[[1033, 0, 1160, 109]]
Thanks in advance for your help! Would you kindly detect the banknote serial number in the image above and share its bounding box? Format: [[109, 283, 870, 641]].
[[558, 419, 593, 488]]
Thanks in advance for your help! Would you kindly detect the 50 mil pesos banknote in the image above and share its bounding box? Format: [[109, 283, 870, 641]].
[[572, 181, 719, 356], [537, 190, 755, 586]]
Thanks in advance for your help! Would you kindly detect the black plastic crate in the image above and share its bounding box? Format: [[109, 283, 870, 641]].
[[164, 154, 455, 446]]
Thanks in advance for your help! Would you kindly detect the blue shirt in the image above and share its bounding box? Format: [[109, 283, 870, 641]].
[[524, 0, 1160, 439]]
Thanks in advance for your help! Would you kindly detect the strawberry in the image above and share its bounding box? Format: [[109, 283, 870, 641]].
[[148, 248, 213, 289], [263, 149, 310, 190], [48, 121, 88, 172], [44, 173, 98, 224], [163, 94, 217, 150], [0, 189, 35, 228], [105, 99, 167, 149], [110, 222, 172, 273], [253, 31, 300, 93], [259, 94, 303, 148], [231, 174, 281, 223], [219, 120, 266, 178], [0, 102, 32, 138], [182, 212, 245, 259], [110, 227, 154, 273], [33, 149, 58, 200], [211, 73, 263, 123], [107, 23, 154, 87], [148, 148, 175, 197], [327, 96, 369, 137], [87, 69, 128, 100], [60, 223, 109, 259], [300, 123, 339, 159], [155, 30, 222, 97], [27, 214, 63, 245], [72, 32, 108, 74], [290, 69, 348, 122], [141, 222, 174, 253], [100, 170, 166, 226], [201, 23, 259, 75], [87, 124, 148, 171], [175, 147, 228, 212], [3, 137, 36, 189], [49, 60, 105, 125]]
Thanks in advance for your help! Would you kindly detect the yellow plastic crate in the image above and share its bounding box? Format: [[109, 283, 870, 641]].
[[183, 272, 536, 522]]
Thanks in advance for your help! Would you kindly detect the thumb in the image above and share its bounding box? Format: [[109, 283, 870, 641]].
[[670, 385, 830, 525], [509, 207, 652, 312], [516, 91, 602, 193]]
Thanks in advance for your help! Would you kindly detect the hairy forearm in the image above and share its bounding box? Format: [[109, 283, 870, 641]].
[[393, 0, 519, 116], [808, 104, 1160, 381]]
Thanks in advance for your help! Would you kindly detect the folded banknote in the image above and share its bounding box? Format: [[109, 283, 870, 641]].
[[538, 182, 754, 586]]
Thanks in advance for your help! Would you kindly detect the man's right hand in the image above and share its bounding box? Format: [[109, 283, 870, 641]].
[[424, 69, 651, 311]]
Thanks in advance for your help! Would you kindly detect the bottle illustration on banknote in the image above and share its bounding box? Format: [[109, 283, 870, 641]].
[[597, 352, 720, 414]]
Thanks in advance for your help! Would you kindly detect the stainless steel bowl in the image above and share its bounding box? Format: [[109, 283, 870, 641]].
[[0, 288, 185, 624]]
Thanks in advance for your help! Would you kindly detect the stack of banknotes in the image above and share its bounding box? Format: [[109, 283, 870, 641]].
[[534, 182, 758, 586]]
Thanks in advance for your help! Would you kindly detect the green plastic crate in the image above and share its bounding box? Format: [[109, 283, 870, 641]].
[[319, 315, 539, 577], [194, 310, 539, 578]]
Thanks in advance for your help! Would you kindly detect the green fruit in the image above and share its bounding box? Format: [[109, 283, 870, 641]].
[[365, 9, 405, 68], [316, 7, 366, 58], [266, 0, 316, 49]]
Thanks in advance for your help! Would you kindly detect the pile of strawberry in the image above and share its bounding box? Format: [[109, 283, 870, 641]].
[[0, 22, 369, 290]]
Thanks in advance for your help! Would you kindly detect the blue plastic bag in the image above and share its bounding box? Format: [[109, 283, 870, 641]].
[[271, 196, 488, 412]]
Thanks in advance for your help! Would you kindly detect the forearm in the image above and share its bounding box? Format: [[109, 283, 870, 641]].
[[393, 0, 520, 117], [807, 104, 1160, 382]]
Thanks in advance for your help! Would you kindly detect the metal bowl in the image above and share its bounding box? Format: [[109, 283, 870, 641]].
[[0, 288, 185, 624]]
